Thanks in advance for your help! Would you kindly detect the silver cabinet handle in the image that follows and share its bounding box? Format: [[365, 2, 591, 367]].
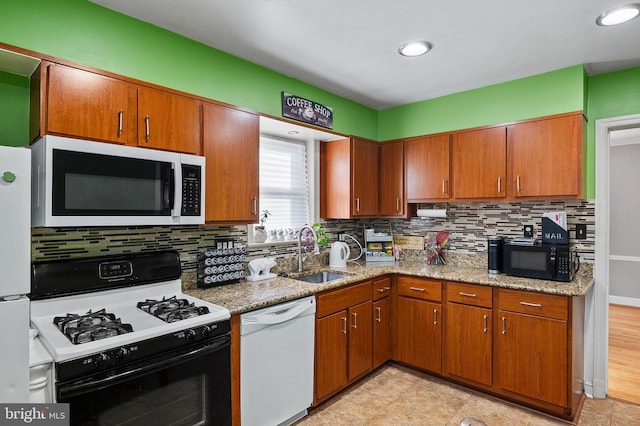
[[410, 287, 425, 292], [442, 179, 446, 195], [376, 306, 381, 323], [341, 317, 347, 334], [516, 175, 521, 192], [355, 197, 360, 212], [396, 197, 400, 212], [352, 312, 357, 329], [378, 286, 390, 293], [252, 197, 257, 215], [497, 176, 502, 193], [459, 292, 477, 298], [483, 315, 488, 333], [118, 110, 124, 136], [501, 316, 506, 334], [144, 115, 150, 141], [433, 309, 438, 325], [520, 301, 542, 307]]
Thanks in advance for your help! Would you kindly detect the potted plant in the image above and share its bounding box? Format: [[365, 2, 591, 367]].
[[254, 210, 271, 243]]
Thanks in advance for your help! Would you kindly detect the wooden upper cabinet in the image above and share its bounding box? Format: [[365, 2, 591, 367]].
[[137, 87, 201, 155], [45, 63, 137, 146], [379, 141, 405, 217], [352, 137, 379, 217], [510, 113, 583, 199], [404, 134, 450, 201], [321, 136, 378, 219], [452, 127, 507, 199], [202, 103, 259, 224]]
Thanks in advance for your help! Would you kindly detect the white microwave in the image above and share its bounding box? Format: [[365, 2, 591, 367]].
[[31, 135, 205, 227]]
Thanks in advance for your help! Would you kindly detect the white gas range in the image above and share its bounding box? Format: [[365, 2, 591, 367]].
[[30, 251, 232, 425]]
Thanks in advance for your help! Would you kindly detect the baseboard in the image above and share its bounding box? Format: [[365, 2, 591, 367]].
[[609, 295, 640, 307]]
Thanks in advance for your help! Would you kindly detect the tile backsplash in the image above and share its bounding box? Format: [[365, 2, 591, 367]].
[[31, 199, 594, 286]]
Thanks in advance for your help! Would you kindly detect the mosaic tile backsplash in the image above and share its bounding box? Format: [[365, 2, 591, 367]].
[[31, 200, 595, 287]]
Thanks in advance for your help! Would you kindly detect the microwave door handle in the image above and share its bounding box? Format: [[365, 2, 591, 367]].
[[164, 167, 175, 212]]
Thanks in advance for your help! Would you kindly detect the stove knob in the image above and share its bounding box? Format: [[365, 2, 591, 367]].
[[115, 347, 129, 362], [201, 325, 211, 338], [186, 329, 197, 341], [95, 353, 110, 367]]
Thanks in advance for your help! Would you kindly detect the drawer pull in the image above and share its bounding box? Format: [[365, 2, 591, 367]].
[[341, 317, 347, 334], [378, 286, 390, 293], [352, 312, 357, 329], [410, 287, 425, 292], [459, 292, 477, 297], [483, 315, 488, 333], [433, 309, 438, 325], [376, 306, 381, 322], [520, 301, 542, 307], [501, 316, 506, 334]]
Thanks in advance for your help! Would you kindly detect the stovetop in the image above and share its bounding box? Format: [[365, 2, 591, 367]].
[[31, 279, 230, 362]]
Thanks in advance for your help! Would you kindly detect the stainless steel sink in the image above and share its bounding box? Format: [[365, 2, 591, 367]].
[[293, 271, 349, 284]]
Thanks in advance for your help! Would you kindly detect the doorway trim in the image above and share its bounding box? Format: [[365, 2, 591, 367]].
[[593, 113, 640, 398]]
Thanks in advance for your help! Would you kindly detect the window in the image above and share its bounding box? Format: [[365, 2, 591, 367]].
[[250, 135, 316, 244]]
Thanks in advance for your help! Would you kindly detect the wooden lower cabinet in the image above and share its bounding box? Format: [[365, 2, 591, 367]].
[[314, 281, 372, 403], [373, 297, 390, 369], [395, 296, 442, 373]]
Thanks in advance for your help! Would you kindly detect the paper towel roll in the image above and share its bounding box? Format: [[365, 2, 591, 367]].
[[417, 209, 447, 218]]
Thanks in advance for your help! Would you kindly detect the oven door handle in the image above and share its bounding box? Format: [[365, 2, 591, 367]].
[[58, 336, 230, 400]]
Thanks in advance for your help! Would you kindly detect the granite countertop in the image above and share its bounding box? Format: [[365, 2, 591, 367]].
[[185, 260, 594, 315]]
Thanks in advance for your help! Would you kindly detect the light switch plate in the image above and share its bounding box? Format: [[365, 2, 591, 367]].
[[576, 224, 587, 240]]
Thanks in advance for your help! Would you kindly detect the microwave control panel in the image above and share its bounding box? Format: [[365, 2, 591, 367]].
[[181, 164, 201, 216]]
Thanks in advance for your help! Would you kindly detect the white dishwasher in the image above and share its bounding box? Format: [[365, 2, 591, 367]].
[[240, 295, 316, 426]]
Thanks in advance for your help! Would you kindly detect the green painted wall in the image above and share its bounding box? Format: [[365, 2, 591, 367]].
[[0, 71, 29, 146], [0, 0, 378, 139], [377, 65, 586, 141], [586, 66, 640, 198]]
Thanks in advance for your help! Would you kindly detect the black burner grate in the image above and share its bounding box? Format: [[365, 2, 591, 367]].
[[53, 309, 133, 344], [137, 296, 210, 323]]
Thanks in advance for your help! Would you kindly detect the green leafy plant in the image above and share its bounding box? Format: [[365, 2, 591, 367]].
[[313, 223, 329, 247]]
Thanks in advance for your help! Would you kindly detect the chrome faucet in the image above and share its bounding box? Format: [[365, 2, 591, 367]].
[[297, 225, 320, 272]]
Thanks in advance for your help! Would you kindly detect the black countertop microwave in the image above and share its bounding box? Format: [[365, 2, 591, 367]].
[[503, 242, 579, 282]]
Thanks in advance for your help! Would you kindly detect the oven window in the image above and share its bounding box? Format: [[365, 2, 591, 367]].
[[59, 342, 231, 426], [510, 250, 548, 271]]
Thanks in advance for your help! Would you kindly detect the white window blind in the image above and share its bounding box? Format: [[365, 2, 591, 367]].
[[259, 136, 310, 230]]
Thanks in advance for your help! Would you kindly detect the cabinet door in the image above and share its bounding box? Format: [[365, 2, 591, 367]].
[[405, 135, 450, 201], [511, 114, 582, 198], [446, 303, 492, 386], [497, 311, 568, 407], [452, 127, 506, 199], [379, 141, 404, 216], [348, 300, 373, 381], [395, 297, 442, 373], [373, 297, 390, 369], [315, 310, 348, 401], [46, 64, 137, 146], [138, 87, 201, 155], [202, 103, 259, 223], [351, 137, 378, 217]]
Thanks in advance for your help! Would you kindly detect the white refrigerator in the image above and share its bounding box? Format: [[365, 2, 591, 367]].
[[0, 145, 31, 402]]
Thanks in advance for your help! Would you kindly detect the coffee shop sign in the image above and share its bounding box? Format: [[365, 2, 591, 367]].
[[282, 92, 333, 130]]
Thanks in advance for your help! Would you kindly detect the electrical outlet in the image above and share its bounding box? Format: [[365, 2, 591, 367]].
[[338, 233, 346, 241], [576, 224, 587, 240], [523, 224, 534, 238]]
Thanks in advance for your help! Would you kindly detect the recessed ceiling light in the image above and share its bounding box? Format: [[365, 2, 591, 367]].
[[596, 3, 640, 26], [398, 41, 432, 57]]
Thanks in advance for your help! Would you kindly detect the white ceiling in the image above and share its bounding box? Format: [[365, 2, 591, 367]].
[[90, 0, 640, 110]]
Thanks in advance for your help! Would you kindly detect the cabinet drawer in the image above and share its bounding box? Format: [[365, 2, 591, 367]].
[[316, 281, 372, 318], [372, 277, 391, 300], [397, 276, 441, 301], [446, 282, 492, 308], [497, 288, 568, 321]]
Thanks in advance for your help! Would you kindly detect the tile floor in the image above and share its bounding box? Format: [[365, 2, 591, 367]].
[[296, 365, 640, 425]]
